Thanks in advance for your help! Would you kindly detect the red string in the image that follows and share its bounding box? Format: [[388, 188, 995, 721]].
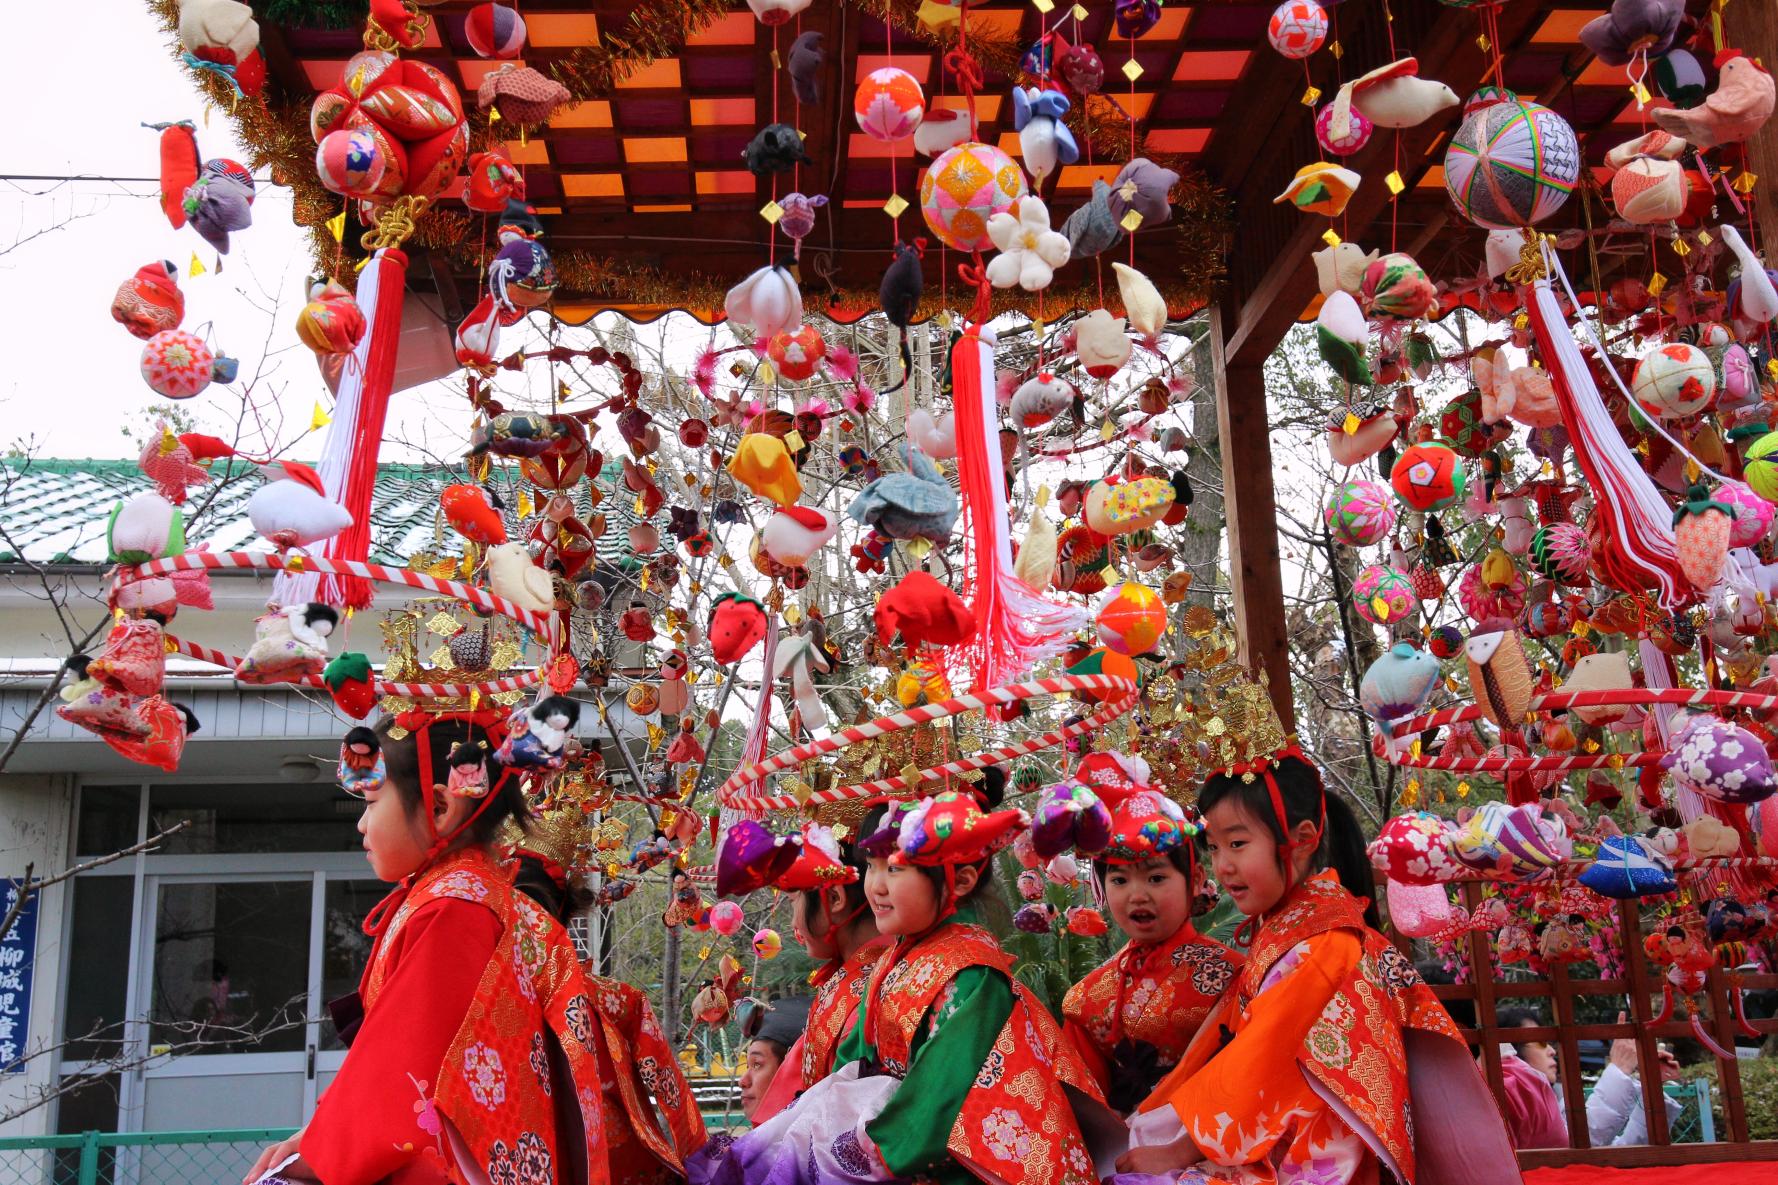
[[1128, 34, 1137, 268], [770, 23, 780, 267]]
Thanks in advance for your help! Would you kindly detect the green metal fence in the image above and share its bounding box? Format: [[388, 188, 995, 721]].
[[0, 1130, 296, 1185]]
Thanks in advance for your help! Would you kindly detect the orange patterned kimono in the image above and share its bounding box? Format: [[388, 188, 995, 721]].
[[860, 922, 1105, 1185], [1063, 925, 1242, 1113], [305, 847, 610, 1185], [801, 937, 891, 1085], [585, 974, 706, 1183], [1139, 872, 1518, 1185]]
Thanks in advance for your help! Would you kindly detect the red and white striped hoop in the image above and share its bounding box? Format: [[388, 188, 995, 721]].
[[719, 674, 1139, 813], [126, 550, 554, 698], [1373, 687, 1778, 775]]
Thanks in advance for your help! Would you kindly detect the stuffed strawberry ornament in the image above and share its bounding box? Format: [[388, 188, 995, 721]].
[[709, 592, 769, 663], [323, 652, 377, 719], [1672, 483, 1737, 594]]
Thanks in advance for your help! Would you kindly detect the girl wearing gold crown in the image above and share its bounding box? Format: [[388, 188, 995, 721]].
[[1113, 746, 1520, 1185], [690, 773, 1109, 1185], [244, 710, 620, 1185], [1063, 786, 1242, 1115]]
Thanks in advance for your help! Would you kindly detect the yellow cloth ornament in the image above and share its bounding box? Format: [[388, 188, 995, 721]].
[[1013, 507, 1058, 590], [1479, 547, 1517, 591], [1275, 161, 1362, 217], [727, 433, 803, 507], [1085, 476, 1175, 535], [1112, 263, 1167, 337]]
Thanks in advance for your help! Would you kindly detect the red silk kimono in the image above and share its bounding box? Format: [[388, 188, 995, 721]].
[[863, 922, 1104, 1185], [802, 938, 891, 1085], [585, 974, 706, 1183], [752, 938, 891, 1125], [1062, 925, 1241, 1109], [305, 848, 610, 1185], [1141, 872, 1520, 1185]]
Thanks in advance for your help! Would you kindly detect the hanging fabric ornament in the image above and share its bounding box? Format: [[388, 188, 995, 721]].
[[1315, 102, 1373, 155], [1632, 342, 1716, 419], [295, 280, 366, 357], [1352, 564, 1416, 626], [1324, 480, 1396, 547], [1390, 441, 1466, 511], [464, 3, 527, 59], [1267, 0, 1328, 59], [854, 68, 925, 142], [1672, 484, 1737, 594], [1444, 91, 1580, 230], [921, 142, 1027, 252]]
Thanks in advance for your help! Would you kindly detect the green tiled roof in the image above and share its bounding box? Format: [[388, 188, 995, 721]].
[[0, 458, 647, 568]]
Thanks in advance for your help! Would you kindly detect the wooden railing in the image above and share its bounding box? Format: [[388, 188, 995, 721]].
[[1408, 882, 1778, 1169]]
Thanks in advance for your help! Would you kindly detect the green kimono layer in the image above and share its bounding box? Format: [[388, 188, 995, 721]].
[[834, 931, 1015, 1185]]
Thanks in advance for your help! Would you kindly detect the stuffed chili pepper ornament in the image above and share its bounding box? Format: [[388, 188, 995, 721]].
[[1672, 483, 1736, 595], [323, 651, 378, 720]]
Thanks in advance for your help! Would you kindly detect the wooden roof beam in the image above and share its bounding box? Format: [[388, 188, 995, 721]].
[[1220, 1, 1552, 370]]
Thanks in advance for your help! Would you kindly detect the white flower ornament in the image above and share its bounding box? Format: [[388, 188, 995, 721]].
[[985, 197, 1071, 292]]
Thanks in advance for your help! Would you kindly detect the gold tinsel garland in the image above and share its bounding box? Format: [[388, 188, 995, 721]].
[[544, 0, 736, 99]]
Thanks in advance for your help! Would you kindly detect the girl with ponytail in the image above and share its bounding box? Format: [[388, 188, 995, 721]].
[[1112, 746, 1520, 1185]]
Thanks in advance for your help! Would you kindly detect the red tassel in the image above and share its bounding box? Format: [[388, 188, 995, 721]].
[[950, 325, 1085, 693], [318, 249, 410, 609]]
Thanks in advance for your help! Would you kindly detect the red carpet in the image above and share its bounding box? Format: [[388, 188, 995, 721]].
[[1525, 1163, 1778, 1185]]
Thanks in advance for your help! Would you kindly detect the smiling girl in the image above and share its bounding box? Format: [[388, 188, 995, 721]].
[[1114, 746, 1518, 1185], [690, 784, 1108, 1185], [245, 709, 617, 1185], [1063, 790, 1241, 1115]]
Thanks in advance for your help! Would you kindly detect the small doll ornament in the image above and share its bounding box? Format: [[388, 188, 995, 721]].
[[496, 695, 579, 771], [337, 726, 387, 796], [236, 603, 339, 684], [443, 741, 491, 798]]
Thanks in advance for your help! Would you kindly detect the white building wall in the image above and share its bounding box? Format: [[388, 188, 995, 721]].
[[0, 773, 74, 1136]]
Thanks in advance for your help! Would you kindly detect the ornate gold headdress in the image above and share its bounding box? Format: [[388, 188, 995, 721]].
[[1111, 623, 1294, 804]]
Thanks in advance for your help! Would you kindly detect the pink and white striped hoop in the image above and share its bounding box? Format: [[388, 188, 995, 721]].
[[719, 673, 1139, 813]]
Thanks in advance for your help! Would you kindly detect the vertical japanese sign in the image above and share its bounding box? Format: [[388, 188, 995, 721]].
[[0, 881, 37, 1073]]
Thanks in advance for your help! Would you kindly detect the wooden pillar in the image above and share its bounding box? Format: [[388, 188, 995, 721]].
[[1210, 302, 1294, 732], [1724, 0, 1778, 234]]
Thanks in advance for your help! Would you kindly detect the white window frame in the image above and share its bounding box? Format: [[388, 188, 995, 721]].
[[56, 781, 379, 1133]]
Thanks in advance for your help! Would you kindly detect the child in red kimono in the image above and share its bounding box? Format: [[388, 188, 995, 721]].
[[690, 787, 1109, 1185], [507, 845, 707, 1182], [1063, 790, 1241, 1114], [1114, 747, 1520, 1185], [244, 709, 615, 1185], [749, 822, 889, 1123]]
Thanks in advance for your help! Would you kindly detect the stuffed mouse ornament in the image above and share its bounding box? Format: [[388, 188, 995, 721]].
[[744, 123, 811, 176], [879, 239, 925, 393]]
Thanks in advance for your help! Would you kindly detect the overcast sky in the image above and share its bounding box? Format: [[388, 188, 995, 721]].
[[0, 4, 672, 466]]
